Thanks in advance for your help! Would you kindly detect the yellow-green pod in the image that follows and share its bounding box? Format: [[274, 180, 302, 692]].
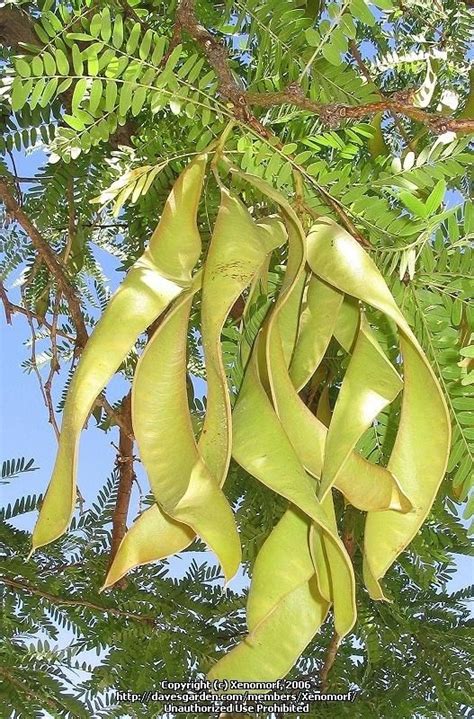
[[306, 218, 451, 598], [199, 190, 286, 485], [104, 197, 286, 584], [290, 276, 344, 392], [131, 278, 241, 583], [209, 577, 328, 682], [320, 314, 403, 501], [102, 504, 195, 590], [232, 341, 356, 637], [309, 522, 332, 602], [271, 281, 411, 514], [247, 507, 316, 630], [209, 508, 329, 682], [31, 156, 207, 553]]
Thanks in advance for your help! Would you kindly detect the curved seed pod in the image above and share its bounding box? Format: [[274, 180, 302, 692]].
[[131, 280, 241, 583], [232, 342, 356, 637], [104, 201, 287, 584], [209, 508, 330, 682], [320, 314, 403, 501], [239, 244, 408, 521], [226, 173, 356, 636], [209, 577, 328, 682], [290, 276, 344, 392], [102, 505, 195, 590], [258, 267, 410, 514], [199, 189, 286, 484], [265, 279, 358, 636], [306, 218, 451, 598], [247, 507, 316, 629], [31, 156, 207, 553], [266, 291, 411, 513], [309, 518, 332, 602]]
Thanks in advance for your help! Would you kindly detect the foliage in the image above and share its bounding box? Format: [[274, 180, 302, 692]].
[[0, 0, 472, 717]]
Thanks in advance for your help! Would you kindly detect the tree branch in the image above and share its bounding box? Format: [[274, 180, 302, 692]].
[[1, 575, 155, 625], [106, 392, 135, 585], [244, 85, 474, 134], [174, 2, 473, 135], [0, 178, 88, 351]]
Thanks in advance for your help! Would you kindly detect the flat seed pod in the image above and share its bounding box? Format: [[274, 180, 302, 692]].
[[246, 507, 316, 631], [131, 280, 241, 582], [101, 505, 195, 590], [31, 156, 207, 553], [104, 199, 287, 583], [320, 314, 403, 501], [200, 189, 286, 486], [306, 218, 451, 598], [228, 173, 356, 636], [209, 507, 329, 682], [290, 275, 344, 392], [232, 339, 356, 637], [209, 577, 328, 683]]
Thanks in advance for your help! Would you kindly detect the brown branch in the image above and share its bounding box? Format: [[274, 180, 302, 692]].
[[320, 633, 342, 692], [1, 575, 155, 625], [106, 392, 135, 585], [43, 291, 62, 440], [0, 178, 88, 351], [244, 85, 474, 134], [174, 2, 473, 135], [0, 280, 12, 324]]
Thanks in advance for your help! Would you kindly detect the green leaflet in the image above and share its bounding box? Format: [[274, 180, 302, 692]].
[[209, 508, 329, 682], [306, 218, 451, 598], [31, 156, 207, 552], [131, 282, 241, 583], [320, 313, 403, 501], [290, 275, 344, 392]]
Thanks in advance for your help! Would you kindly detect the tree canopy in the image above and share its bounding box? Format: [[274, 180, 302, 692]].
[[0, 0, 473, 717]]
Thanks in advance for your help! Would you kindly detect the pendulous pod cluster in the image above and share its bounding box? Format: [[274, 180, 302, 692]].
[[32, 157, 450, 680]]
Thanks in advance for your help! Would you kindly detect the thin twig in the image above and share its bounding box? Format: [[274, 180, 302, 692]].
[[0, 280, 12, 324], [1, 575, 155, 624], [0, 177, 88, 350], [43, 291, 62, 440]]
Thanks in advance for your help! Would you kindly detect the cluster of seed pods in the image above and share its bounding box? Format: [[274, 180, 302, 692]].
[[32, 157, 450, 680]]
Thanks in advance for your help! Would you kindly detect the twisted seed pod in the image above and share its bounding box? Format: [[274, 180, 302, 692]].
[[103, 195, 287, 586], [289, 275, 344, 392], [319, 313, 403, 501], [199, 189, 286, 488], [306, 218, 451, 599], [208, 508, 329, 682], [228, 175, 356, 641], [131, 278, 241, 583], [31, 156, 207, 553]]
